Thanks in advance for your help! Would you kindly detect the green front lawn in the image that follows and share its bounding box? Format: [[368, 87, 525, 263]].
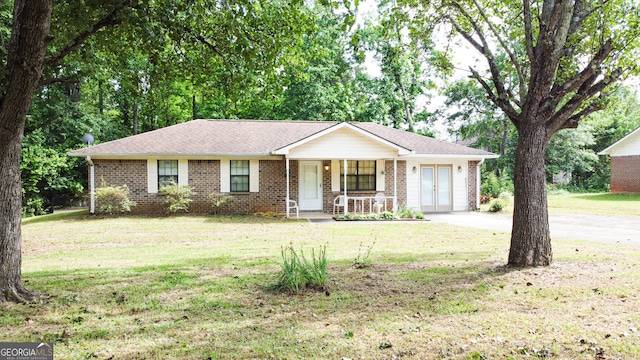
[[547, 192, 640, 216], [2, 212, 639, 358], [482, 192, 640, 217]]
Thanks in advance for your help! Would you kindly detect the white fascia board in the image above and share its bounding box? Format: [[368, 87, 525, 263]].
[[400, 154, 499, 160], [272, 122, 412, 156], [598, 126, 640, 155]]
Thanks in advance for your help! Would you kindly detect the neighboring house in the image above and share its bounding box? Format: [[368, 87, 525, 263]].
[[69, 120, 498, 216], [598, 126, 640, 193]]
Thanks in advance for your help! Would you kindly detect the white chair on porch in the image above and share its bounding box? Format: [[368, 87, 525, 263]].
[[333, 195, 345, 214], [373, 192, 386, 213], [288, 199, 299, 218]]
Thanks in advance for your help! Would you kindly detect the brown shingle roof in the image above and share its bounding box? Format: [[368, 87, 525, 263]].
[[68, 119, 496, 157]]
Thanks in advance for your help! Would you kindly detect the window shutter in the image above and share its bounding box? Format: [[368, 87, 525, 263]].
[[250, 160, 259, 192], [147, 159, 158, 194], [376, 159, 385, 191], [178, 159, 188, 186], [220, 159, 230, 192], [331, 159, 340, 192]]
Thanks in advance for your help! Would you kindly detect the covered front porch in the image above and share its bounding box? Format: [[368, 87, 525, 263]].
[[283, 158, 403, 218]]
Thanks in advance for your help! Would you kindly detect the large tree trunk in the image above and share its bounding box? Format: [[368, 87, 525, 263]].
[[0, 0, 53, 302], [508, 121, 553, 266]]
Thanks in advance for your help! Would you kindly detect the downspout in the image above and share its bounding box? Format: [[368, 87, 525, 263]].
[[476, 159, 485, 211], [286, 157, 290, 218], [86, 156, 95, 214]]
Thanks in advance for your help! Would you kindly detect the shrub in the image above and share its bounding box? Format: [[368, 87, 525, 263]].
[[488, 199, 506, 213], [159, 182, 194, 213], [354, 241, 375, 268], [498, 191, 513, 205], [395, 205, 424, 219], [277, 244, 327, 293], [482, 172, 502, 198], [95, 182, 136, 214], [208, 192, 233, 214]]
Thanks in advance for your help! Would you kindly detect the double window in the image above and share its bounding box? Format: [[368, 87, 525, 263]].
[[158, 160, 178, 187], [230, 160, 249, 192], [340, 160, 376, 191]]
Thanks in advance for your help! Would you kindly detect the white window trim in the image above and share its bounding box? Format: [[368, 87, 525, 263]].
[[147, 159, 188, 194], [221, 159, 259, 193]]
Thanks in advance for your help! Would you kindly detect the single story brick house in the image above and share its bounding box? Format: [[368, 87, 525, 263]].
[[598, 126, 640, 193], [69, 120, 498, 216]]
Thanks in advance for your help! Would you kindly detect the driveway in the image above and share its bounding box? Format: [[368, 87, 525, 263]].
[[427, 212, 640, 245]]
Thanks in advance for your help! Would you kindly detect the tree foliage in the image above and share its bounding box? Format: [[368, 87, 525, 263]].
[[0, 0, 320, 303], [400, 0, 640, 266]]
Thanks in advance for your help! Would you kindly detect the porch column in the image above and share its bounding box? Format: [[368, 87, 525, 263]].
[[393, 158, 397, 211], [286, 157, 291, 217], [343, 158, 348, 215]]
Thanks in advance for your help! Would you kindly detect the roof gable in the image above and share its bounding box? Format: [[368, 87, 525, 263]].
[[272, 122, 412, 156], [599, 126, 640, 156]]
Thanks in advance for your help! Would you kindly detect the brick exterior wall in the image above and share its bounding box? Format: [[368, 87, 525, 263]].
[[468, 160, 479, 210], [610, 155, 640, 193], [93, 158, 412, 215], [188, 160, 220, 213], [93, 159, 166, 215]]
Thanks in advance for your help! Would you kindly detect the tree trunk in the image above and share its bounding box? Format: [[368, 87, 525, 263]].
[[508, 121, 553, 266], [0, 0, 53, 302], [133, 102, 139, 135]]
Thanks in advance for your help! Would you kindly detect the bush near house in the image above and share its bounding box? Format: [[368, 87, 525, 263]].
[[158, 182, 194, 213], [95, 182, 136, 214]]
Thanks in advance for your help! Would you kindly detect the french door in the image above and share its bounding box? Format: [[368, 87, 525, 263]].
[[420, 165, 452, 211]]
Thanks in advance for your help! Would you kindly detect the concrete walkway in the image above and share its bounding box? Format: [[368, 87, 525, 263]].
[[427, 212, 640, 245]]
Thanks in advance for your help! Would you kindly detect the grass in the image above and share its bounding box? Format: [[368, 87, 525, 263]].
[[481, 191, 640, 217], [547, 192, 640, 216], [3, 202, 640, 359]]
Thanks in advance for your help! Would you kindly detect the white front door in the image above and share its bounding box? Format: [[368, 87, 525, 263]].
[[299, 161, 323, 210]]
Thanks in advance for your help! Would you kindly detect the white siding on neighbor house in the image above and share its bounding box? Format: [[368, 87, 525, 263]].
[[405, 158, 469, 211], [606, 131, 640, 157], [288, 127, 398, 159]]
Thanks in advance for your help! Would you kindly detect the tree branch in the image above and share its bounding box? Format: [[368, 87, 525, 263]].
[[447, 2, 521, 126], [546, 67, 623, 133], [547, 39, 615, 110], [43, 1, 129, 67], [523, 0, 535, 64], [469, 67, 521, 126], [38, 76, 80, 86], [470, 0, 527, 101]]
